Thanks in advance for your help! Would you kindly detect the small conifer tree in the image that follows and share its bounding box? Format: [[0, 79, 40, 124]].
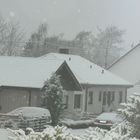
[[42, 74, 64, 126]]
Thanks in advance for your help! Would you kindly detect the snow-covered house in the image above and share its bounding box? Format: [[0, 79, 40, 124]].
[[0, 56, 81, 113], [39, 53, 132, 114], [108, 43, 140, 96], [0, 53, 132, 115]]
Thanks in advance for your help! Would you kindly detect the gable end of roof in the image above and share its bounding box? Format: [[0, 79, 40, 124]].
[[108, 43, 140, 69]]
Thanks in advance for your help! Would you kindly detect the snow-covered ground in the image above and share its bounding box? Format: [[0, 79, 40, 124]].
[[0, 129, 9, 140], [68, 128, 87, 137], [0, 129, 16, 140]]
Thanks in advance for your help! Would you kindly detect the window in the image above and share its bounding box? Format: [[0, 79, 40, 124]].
[[88, 91, 93, 104], [119, 91, 123, 103], [74, 94, 81, 109], [59, 48, 69, 54], [111, 91, 115, 102], [107, 92, 111, 106], [99, 91, 102, 101], [103, 92, 106, 105], [64, 95, 69, 109]]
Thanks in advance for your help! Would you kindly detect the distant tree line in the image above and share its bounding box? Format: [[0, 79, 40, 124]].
[[0, 14, 125, 68]]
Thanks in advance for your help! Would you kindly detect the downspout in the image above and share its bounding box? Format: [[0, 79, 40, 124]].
[[28, 90, 32, 106]]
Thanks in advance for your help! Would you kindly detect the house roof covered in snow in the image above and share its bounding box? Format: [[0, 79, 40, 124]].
[[40, 53, 132, 87], [0, 56, 64, 88], [0, 53, 132, 89]]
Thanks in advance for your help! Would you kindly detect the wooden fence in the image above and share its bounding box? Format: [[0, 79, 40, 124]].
[[0, 113, 50, 132]]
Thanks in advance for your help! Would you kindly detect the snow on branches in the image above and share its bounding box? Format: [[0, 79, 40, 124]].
[[118, 93, 140, 138], [8, 125, 138, 140]]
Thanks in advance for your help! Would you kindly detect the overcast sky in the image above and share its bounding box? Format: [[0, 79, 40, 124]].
[[0, 0, 140, 50]]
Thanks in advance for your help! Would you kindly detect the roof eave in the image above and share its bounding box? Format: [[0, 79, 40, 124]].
[[0, 85, 41, 90], [81, 83, 133, 88]]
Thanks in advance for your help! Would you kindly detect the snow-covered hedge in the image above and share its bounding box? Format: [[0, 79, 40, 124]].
[[8, 126, 80, 140], [8, 125, 138, 140]]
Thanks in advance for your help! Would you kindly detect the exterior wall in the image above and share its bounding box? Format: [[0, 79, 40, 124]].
[[0, 85, 127, 115], [0, 88, 41, 113], [86, 86, 126, 114], [109, 46, 140, 96], [63, 90, 85, 114], [64, 86, 127, 115]]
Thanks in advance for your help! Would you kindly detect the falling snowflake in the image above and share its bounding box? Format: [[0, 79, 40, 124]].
[[53, 1, 57, 5], [9, 11, 15, 17], [77, 9, 81, 13]]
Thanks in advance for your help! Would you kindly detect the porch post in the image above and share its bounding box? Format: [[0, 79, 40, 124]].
[[84, 86, 88, 112], [28, 90, 31, 106]]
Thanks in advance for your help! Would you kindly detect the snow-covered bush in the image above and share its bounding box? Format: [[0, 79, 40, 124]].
[[118, 93, 140, 138], [81, 126, 137, 140], [9, 125, 138, 140], [8, 126, 81, 140], [42, 74, 64, 126]]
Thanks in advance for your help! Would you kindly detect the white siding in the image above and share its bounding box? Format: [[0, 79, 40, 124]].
[[64, 86, 126, 115], [64, 90, 85, 114], [109, 46, 140, 95], [86, 86, 126, 114]]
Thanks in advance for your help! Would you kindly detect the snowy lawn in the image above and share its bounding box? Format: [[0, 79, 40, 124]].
[[0, 129, 9, 140], [68, 128, 87, 137], [0, 129, 16, 140]]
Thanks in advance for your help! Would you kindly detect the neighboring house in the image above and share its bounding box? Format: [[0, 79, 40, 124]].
[[0, 53, 132, 115], [108, 43, 140, 96]]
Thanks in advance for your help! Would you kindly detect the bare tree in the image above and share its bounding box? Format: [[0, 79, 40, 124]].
[[0, 16, 7, 45], [94, 26, 125, 68], [23, 23, 48, 57], [0, 15, 24, 56], [73, 26, 124, 68], [23, 23, 65, 57], [74, 31, 97, 60]]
